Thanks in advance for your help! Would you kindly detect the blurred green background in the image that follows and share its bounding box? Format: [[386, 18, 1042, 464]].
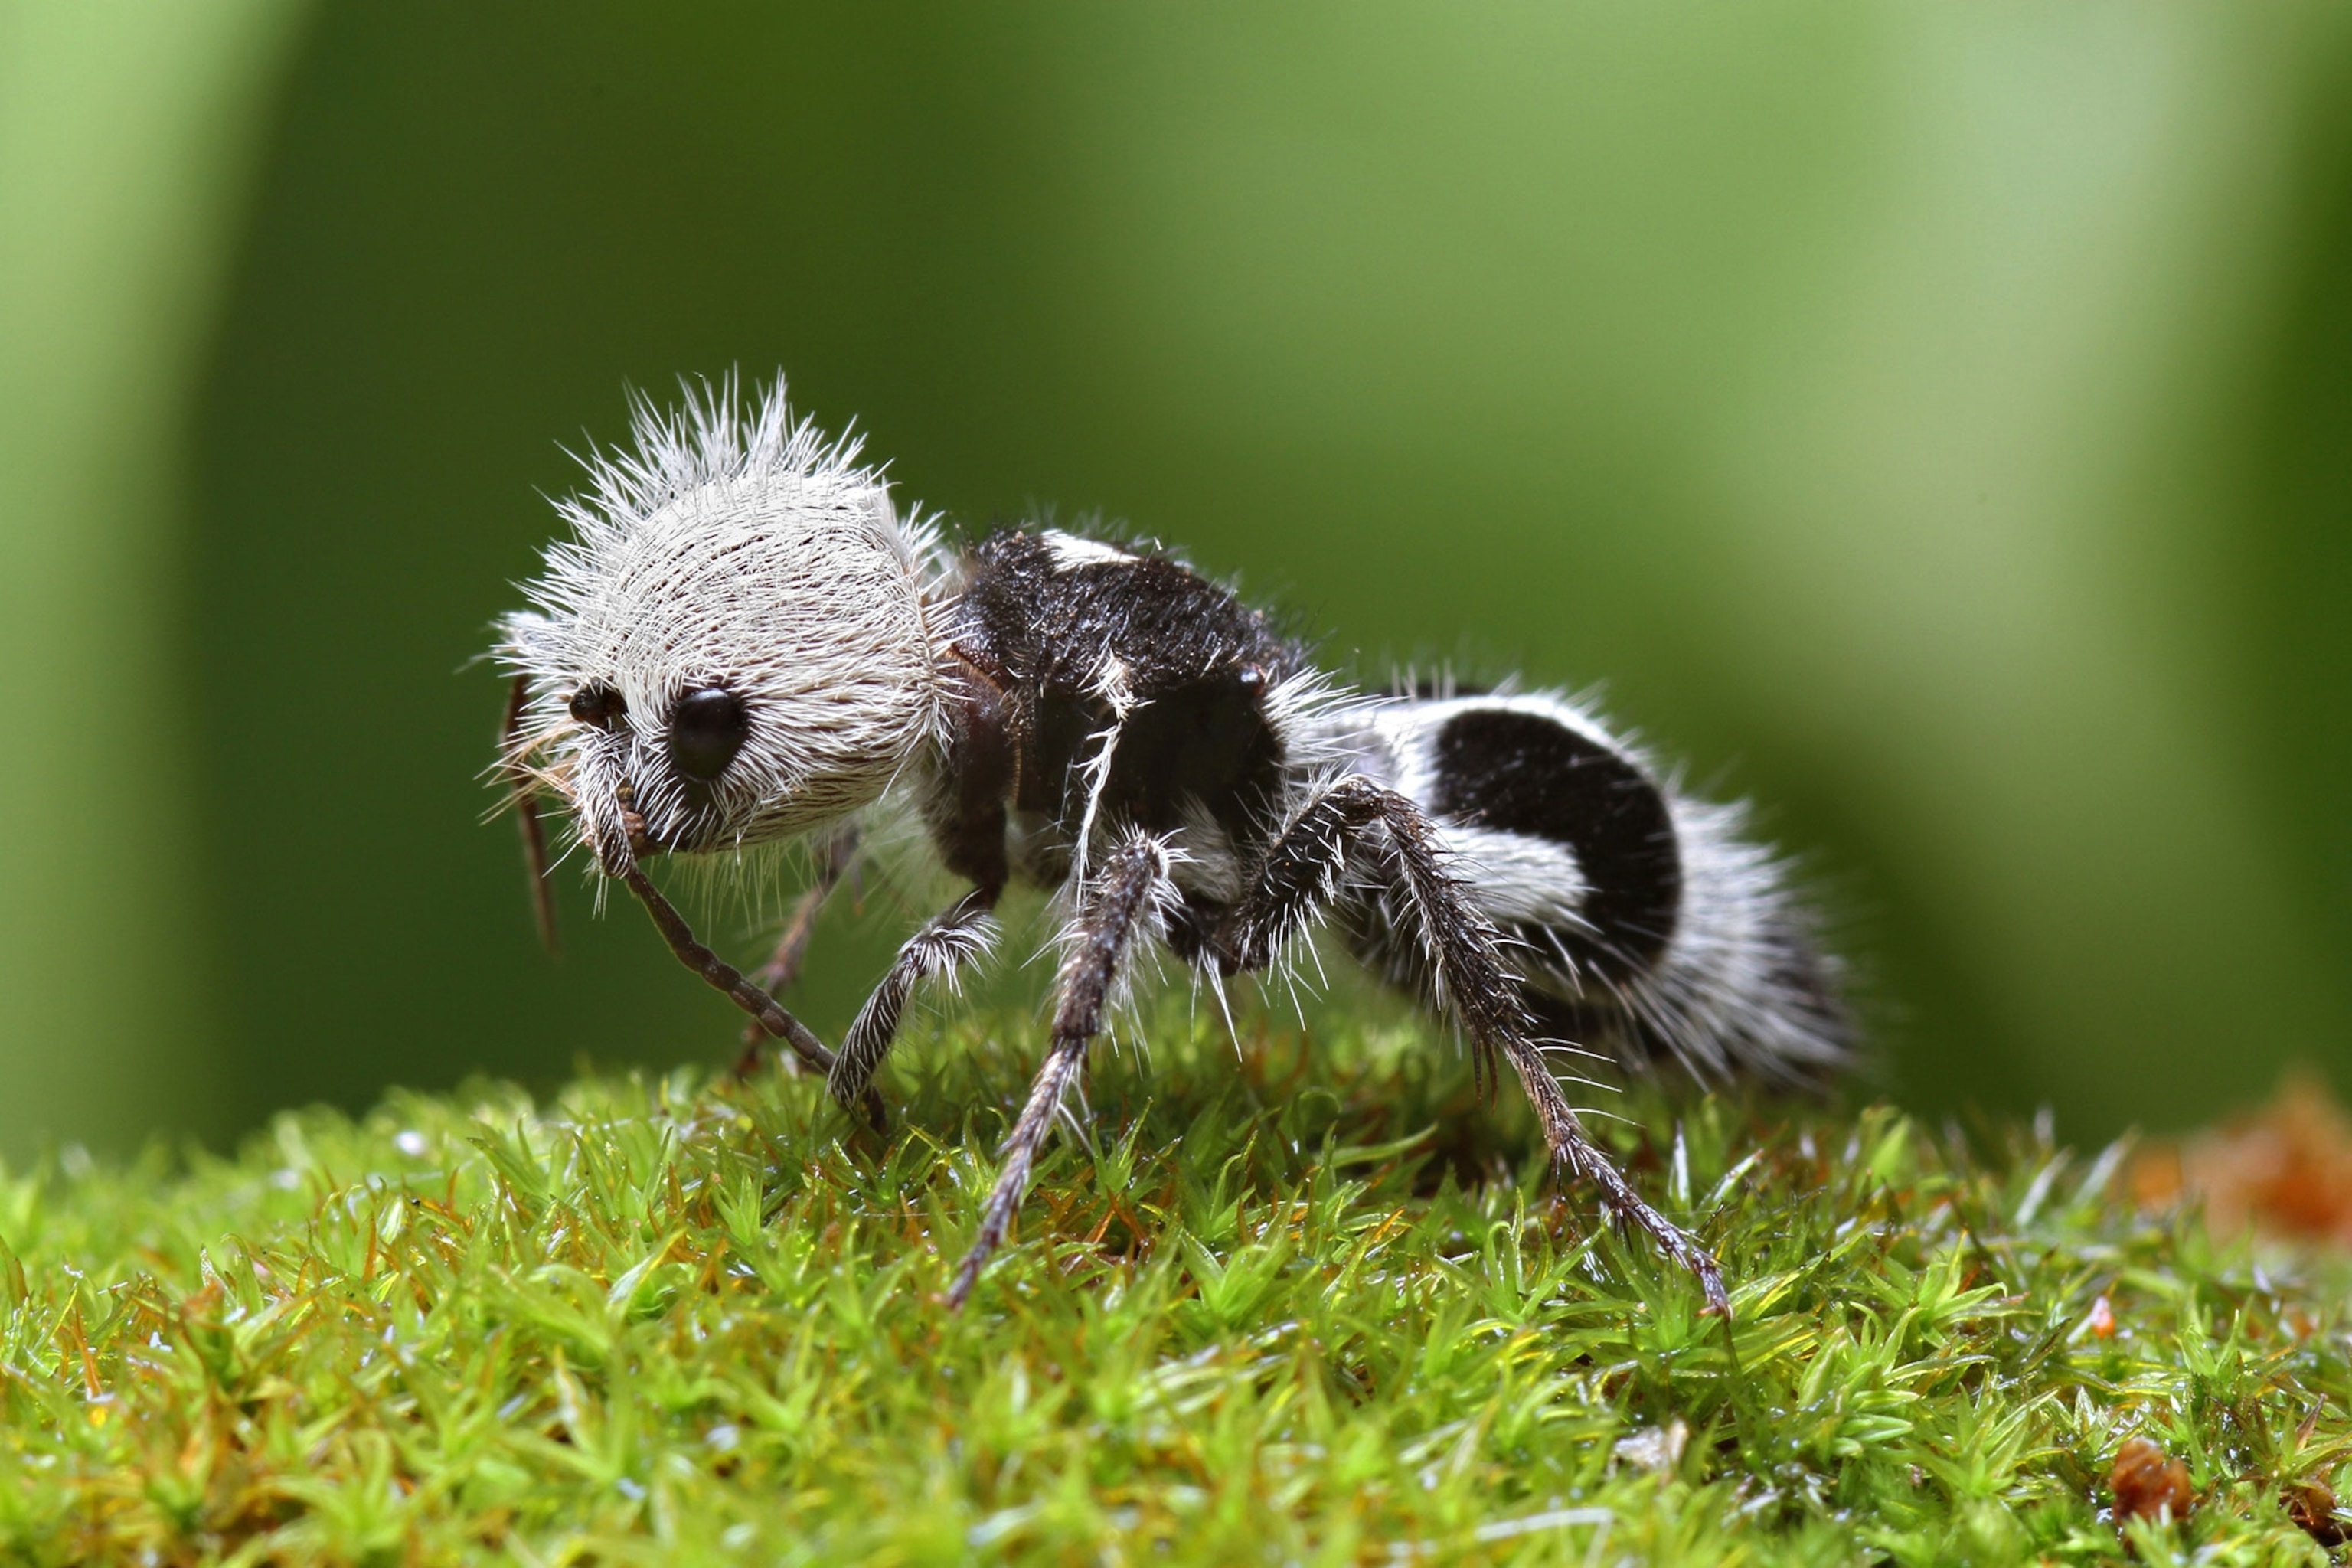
[[5, 2, 2350, 1156]]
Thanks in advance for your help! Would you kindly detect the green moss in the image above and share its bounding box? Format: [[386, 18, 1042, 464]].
[[0, 1006, 2345, 1565]]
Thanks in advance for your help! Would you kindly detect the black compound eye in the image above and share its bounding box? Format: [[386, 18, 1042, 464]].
[[668, 687, 749, 782], [568, 681, 624, 729]]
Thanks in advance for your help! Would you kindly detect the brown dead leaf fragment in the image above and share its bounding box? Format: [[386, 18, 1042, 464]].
[[2285, 1479, 2350, 1547], [2111, 1437, 2194, 1527], [2129, 1070, 2352, 1248]]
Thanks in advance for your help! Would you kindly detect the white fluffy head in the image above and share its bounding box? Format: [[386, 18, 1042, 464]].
[[495, 377, 946, 867]]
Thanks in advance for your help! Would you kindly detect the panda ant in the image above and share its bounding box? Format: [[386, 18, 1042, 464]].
[[492, 377, 1849, 1314]]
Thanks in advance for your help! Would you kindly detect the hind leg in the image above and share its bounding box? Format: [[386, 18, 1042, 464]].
[[1217, 776, 1729, 1315]]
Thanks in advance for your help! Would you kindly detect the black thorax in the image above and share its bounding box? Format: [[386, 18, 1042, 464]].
[[930, 531, 1304, 901]]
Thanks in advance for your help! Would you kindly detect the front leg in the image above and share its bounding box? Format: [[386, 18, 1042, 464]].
[[733, 827, 863, 1079], [619, 863, 889, 1134], [946, 831, 1173, 1309], [827, 886, 1001, 1111], [1216, 776, 1730, 1315]]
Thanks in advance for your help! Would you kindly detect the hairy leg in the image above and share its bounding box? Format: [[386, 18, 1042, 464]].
[[733, 827, 863, 1078], [619, 863, 889, 1135], [1217, 776, 1730, 1315], [946, 831, 1171, 1310], [828, 886, 1001, 1109]]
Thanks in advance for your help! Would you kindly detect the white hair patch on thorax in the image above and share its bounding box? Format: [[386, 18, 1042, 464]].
[[1042, 531, 1140, 571]]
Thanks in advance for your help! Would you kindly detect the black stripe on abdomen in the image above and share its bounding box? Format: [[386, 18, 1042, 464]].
[[1429, 707, 1681, 979]]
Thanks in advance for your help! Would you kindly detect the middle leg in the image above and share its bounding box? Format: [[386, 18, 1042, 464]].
[[946, 830, 1173, 1309]]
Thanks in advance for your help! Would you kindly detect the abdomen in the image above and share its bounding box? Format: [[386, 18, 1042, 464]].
[[1331, 691, 1849, 1086]]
